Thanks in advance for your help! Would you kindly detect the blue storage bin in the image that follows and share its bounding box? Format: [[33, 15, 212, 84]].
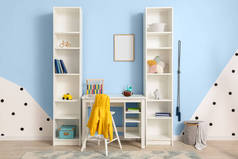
[[58, 125, 76, 139]]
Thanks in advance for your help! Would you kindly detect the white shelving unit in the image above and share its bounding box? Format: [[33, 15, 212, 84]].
[[144, 7, 173, 145], [53, 7, 82, 146], [123, 103, 142, 139]]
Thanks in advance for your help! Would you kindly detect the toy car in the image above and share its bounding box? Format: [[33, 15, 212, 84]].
[[62, 93, 73, 100]]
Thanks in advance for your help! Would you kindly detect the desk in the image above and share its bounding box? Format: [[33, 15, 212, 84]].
[[81, 94, 146, 148]]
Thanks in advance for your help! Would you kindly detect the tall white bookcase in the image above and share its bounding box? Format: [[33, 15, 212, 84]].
[[53, 7, 82, 145], [144, 7, 173, 145]]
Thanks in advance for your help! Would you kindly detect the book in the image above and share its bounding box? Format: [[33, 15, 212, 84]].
[[127, 108, 140, 112], [58, 60, 64, 73], [60, 59, 68, 73], [155, 114, 170, 116], [155, 112, 171, 114], [56, 59, 62, 73], [54, 59, 60, 73], [155, 112, 171, 117]]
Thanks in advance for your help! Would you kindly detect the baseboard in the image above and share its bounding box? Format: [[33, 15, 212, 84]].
[[1, 135, 238, 141], [173, 135, 238, 141], [0, 136, 52, 141], [207, 136, 238, 140], [173, 135, 182, 141]]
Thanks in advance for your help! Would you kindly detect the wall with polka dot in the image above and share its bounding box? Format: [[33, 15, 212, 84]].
[[0, 77, 52, 140], [190, 50, 238, 139]]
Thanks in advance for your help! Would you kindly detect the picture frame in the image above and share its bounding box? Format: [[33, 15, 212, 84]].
[[113, 34, 135, 62]]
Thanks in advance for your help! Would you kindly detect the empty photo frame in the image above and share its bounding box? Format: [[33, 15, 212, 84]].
[[114, 34, 135, 62]]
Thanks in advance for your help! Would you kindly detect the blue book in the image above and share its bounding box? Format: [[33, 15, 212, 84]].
[[156, 114, 170, 116], [60, 59, 68, 73], [56, 59, 62, 73], [54, 59, 60, 73], [155, 112, 171, 117], [155, 112, 170, 114]]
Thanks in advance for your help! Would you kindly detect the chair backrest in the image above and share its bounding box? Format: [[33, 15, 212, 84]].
[[87, 94, 110, 119]]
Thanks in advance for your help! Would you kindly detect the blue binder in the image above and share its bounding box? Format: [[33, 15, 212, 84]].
[[60, 59, 68, 73], [56, 59, 62, 73], [54, 59, 60, 73]]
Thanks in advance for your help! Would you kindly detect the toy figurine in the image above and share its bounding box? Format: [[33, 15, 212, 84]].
[[122, 85, 133, 97], [62, 93, 73, 100], [127, 85, 132, 92], [123, 90, 133, 97], [153, 89, 160, 100], [58, 40, 71, 48]]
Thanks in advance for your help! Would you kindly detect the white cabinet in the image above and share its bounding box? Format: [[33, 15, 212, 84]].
[[144, 7, 173, 145], [53, 7, 82, 146]]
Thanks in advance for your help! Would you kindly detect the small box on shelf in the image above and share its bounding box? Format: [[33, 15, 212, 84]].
[[58, 125, 76, 139]]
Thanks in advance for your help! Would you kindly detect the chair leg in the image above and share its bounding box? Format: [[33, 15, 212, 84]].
[[81, 129, 89, 152], [112, 115, 122, 151], [105, 139, 108, 156], [81, 138, 87, 152]]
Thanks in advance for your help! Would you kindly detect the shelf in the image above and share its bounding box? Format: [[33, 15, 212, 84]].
[[147, 116, 172, 120], [147, 47, 172, 51], [54, 137, 80, 145], [147, 73, 172, 76], [147, 99, 173, 102], [55, 49, 79, 53], [55, 99, 79, 103], [55, 47, 80, 50], [55, 32, 80, 35], [54, 73, 80, 76], [54, 75, 80, 100], [147, 135, 171, 141], [54, 7, 80, 33], [147, 32, 172, 36], [53, 7, 82, 146], [125, 111, 141, 114], [125, 118, 140, 123], [145, 7, 173, 146], [125, 129, 140, 139], [55, 114, 80, 120]]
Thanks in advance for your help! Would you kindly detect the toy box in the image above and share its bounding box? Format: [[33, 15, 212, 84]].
[[58, 125, 76, 139]]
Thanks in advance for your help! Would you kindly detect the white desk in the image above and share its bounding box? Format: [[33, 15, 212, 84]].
[[81, 94, 146, 148]]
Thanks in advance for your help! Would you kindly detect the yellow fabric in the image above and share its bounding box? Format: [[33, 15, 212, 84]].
[[87, 94, 113, 141]]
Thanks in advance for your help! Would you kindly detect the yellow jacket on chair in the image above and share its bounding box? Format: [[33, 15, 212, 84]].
[[87, 94, 113, 141]]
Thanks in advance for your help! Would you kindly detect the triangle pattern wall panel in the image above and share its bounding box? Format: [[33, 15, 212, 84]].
[[191, 50, 238, 140], [0, 77, 52, 140]]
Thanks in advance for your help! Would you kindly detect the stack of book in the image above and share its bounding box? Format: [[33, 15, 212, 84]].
[[127, 108, 140, 113], [155, 112, 171, 117], [54, 59, 68, 74]]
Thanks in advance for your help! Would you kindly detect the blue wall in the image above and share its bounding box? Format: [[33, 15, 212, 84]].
[[1, 0, 238, 135]]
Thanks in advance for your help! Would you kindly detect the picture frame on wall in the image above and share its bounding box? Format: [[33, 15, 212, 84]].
[[114, 34, 135, 62]]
